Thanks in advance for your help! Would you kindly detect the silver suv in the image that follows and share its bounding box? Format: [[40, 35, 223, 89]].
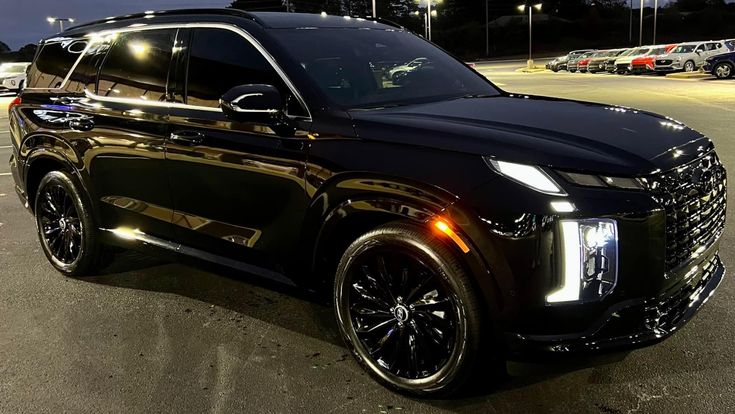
[[655, 41, 726, 73]]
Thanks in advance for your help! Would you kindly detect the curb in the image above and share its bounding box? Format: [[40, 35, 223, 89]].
[[515, 67, 550, 73], [665, 71, 712, 79]]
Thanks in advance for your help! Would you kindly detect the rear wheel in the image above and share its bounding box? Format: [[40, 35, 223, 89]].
[[35, 170, 112, 276], [714, 62, 733, 79], [334, 223, 490, 396]]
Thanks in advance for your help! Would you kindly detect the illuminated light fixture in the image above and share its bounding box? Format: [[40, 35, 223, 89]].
[[550, 201, 576, 213], [46, 17, 56, 23], [547, 219, 618, 303], [144, 10, 155, 14], [432, 219, 470, 254], [430, 10, 438, 16], [485, 158, 566, 195], [533, 3, 542, 10], [517, 4, 526, 11], [344, 15, 351, 19], [320, 11, 327, 16]]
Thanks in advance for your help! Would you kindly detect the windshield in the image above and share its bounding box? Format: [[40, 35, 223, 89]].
[[650, 47, 667, 55], [672, 45, 696, 53], [271, 28, 499, 109], [0, 63, 27, 74]]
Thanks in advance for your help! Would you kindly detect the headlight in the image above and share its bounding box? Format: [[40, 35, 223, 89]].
[[547, 219, 618, 303], [557, 171, 644, 190], [485, 158, 566, 195]]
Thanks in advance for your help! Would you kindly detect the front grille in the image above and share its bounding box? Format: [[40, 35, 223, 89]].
[[646, 152, 727, 271], [657, 59, 673, 65], [644, 255, 721, 331]]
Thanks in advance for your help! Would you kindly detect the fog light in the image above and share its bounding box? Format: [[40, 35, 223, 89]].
[[547, 219, 618, 303]]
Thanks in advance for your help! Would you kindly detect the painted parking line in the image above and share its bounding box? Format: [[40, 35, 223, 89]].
[[0, 173, 12, 176], [0, 145, 12, 149]]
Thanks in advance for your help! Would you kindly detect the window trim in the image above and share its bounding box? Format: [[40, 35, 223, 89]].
[[24, 36, 92, 91], [30, 23, 312, 121]]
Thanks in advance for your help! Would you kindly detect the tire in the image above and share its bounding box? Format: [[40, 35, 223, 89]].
[[684, 60, 696, 72], [334, 222, 490, 396], [34, 170, 113, 276], [714, 62, 733, 79]]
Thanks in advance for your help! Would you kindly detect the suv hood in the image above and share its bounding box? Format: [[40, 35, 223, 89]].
[[349, 95, 709, 176]]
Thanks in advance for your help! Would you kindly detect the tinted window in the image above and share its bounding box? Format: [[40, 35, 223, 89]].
[[97, 29, 177, 100], [186, 29, 289, 110], [706, 43, 721, 51], [271, 28, 498, 109], [66, 38, 113, 94], [27, 38, 87, 89]]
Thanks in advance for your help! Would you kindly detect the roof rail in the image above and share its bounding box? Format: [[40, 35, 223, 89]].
[[66, 8, 259, 32]]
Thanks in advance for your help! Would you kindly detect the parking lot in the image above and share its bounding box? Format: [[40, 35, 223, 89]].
[[1, 61, 735, 413]]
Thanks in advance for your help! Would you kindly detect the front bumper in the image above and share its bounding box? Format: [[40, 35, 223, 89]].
[[507, 253, 723, 356]]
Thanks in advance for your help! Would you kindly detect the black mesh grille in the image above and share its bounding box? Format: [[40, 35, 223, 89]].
[[646, 152, 727, 271]]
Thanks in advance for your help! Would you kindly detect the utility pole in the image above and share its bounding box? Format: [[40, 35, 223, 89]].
[[427, 0, 432, 41], [372, 0, 377, 18], [653, 0, 658, 44], [629, 0, 633, 45], [639, 0, 644, 46], [485, 0, 489, 56]]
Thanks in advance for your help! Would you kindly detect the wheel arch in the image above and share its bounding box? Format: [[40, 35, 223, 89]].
[[23, 142, 90, 215]]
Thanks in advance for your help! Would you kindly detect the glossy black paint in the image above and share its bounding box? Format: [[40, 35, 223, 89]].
[[8, 9, 726, 358]]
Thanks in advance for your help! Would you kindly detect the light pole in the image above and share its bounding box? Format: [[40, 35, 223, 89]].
[[518, 3, 542, 69], [486, 0, 490, 56], [629, 0, 633, 45], [652, 0, 658, 44], [415, 0, 441, 41], [46, 17, 75, 32], [639, 0, 644, 46], [373, 0, 377, 18]]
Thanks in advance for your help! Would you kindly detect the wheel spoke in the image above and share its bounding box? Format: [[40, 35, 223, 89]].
[[360, 265, 395, 303], [374, 255, 397, 303], [352, 282, 391, 311], [351, 303, 392, 318], [355, 317, 396, 335]]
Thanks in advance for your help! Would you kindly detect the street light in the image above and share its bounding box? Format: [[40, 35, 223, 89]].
[[639, 0, 644, 46], [46, 17, 75, 32], [518, 3, 542, 69], [652, 0, 659, 44], [415, 0, 441, 41]]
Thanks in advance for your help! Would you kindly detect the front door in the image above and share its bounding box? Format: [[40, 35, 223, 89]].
[[165, 27, 311, 274]]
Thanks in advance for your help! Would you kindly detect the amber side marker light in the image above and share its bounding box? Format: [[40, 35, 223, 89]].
[[432, 219, 470, 254]]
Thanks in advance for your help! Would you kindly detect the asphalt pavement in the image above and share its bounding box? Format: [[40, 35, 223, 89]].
[[1, 64, 735, 413]]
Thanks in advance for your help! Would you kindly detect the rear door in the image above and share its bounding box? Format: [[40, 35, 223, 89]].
[[80, 28, 180, 239], [164, 27, 311, 273]]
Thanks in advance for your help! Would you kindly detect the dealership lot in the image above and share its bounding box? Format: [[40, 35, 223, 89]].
[[1, 62, 735, 413]]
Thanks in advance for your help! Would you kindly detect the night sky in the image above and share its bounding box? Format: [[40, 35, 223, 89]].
[[0, 0, 231, 49]]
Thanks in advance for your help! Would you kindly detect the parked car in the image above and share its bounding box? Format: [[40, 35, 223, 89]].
[[385, 57, 429, 81], [614, 46, 651, 74], [703, 50, 735, 79], [724, 39, 735, 52], [577, 55, 593, 73], [630, 44, 677, 74], [605, 48, 633, 73], [548, 49, 593, 72], [567, 51, 595, 72], [655, 41, 727, 73], [9, 9, 727, 396], [587, 49, 626, 73], [0, 62, 30, 94]]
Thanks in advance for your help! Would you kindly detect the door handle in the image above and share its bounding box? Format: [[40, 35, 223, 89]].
[[68, 118, 94, 132], [170, 131, 204, 146]]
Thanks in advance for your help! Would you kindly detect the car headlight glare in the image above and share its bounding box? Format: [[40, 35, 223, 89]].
[[547, 219, 618, 303], [485, 158, 566, 195]]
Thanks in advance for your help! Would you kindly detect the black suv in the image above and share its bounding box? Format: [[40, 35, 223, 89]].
[[8, 9, 727, 396]]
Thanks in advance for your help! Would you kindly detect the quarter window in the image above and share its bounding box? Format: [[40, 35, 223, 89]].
[[27, 38, 88, 89], [185, 28, 301, 114], [97, 29, 177, 101]]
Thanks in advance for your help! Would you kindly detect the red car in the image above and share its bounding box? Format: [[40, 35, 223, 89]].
[[631, 44, 677, 74], [578, 57, 593, 72]]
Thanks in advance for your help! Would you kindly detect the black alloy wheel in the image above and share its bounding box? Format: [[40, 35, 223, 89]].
[[35, 170, 112, 275], [335, 223, 488, 396]]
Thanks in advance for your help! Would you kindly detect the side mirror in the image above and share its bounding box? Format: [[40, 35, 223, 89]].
[[220, 84, 283, 124]]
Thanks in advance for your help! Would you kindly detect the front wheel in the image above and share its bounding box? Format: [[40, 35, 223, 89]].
[[684, 60, 696, 72], [35, 170, 112, 276], [334, 222, 490, 396], [714, 62, 733, 79]]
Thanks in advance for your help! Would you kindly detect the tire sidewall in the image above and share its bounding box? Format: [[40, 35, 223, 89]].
[[34, 171, 95, 275], [714, 63, 732, 79], [334, 225, 480, 396]]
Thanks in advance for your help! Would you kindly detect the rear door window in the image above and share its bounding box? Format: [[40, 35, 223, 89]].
[[26, 38, 88, 89], [97, 29, 177, 101]]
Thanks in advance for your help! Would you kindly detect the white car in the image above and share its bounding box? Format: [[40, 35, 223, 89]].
[[0, 62, 31, 94], [385, 57, 429, 81], [613, 46, 651, 74], [654, 41, 726, 73]]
